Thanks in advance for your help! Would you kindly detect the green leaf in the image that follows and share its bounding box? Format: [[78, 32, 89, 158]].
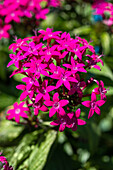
[[72, 25, 92, 35], [29, 130, 57, 170], [101, 32, 110, 55], [0, 92, 16, 110], [89, 62, 113, 81], [0, 120, 23, 145], [10, 130, 43, 169]]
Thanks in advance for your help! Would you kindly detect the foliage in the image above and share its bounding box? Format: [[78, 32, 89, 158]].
[[0, 0, 113, 169]]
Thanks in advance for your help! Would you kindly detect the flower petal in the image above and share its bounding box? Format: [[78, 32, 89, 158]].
[[59, 100, 69, 107], [75, 108, 81, 118], [49, 107, 56, 117], [88, 108, 94, 119], [77, 119, 86, 125], [82, 101, 91, 107], [95, 107, 101, 115]]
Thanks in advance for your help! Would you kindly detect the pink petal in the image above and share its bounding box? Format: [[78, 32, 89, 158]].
[[13, 102, 18, 108], [49, 107, 56, 117], [88, 108, 94, 119], [93, 65, 101, 70], [40, 105, 48, 112], [20, 91, 28, 101], [59, 107, 65, 116], [100, 80, 104, 87], [35, 94, 43, 103], [43, 93, 50, 101], [82, 101, 91, 107], [15, 115, 20, 123], [67, 112, 74, 119], [91, 92, 96, 102], [7, 60, 14, 67], [21, 112, 28, 118], [64, 80, 70, 90], [93, 87, 99, 94], [96, 100, 105, 107], [16, 84, 25, 90], [68, 77, 78, 83], [75, 108, 81, 118], [56, 79, 63, 88], [34, 108, 39, 116], [50, 120, 60, 126], [44, 100, 53, 106], [59, 123, 66, 132], [53, 92, 59, 102], [95, 107, 101, 115], [59, 100, 69, 107], [46, 86, 55, 92], [77, 119, 86, 125]]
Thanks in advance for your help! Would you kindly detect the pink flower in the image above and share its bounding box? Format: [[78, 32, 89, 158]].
[[16, 84, 34, 101], [21, 42, 43, 57], [22, 74, 39, 90], [23, 58, 49, 79], [92, 0, 113, 26], [7, 28, 107, 131], [51, 67, 78, 90], [50, 108, 86, 132], [9, 37, 29, 52], [0, 24, 11, 39], [82, 92, 105, 119], [0, 153, 13, 170], [39, 45, 60, 62], [35, 80, 55, 102], [0, 153, 7, 164], [7, 102, 29, 123], [63, 56, 87, 74], [44, 92, 69, 117], [38, 28, 61, 41], [93, 80, 108, 100], [29, 98, 48, 116], [7, 51, 25, 68]]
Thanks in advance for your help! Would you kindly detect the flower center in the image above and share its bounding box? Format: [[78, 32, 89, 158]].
[[15, 109, 20, 114], [11, 13, 15, 17], [62, 75, 67, 81], [53, 102, 60, 109], [0, 30, 3, 34], [47, 51, 51, 55], [60, 118, 66, 125], [91, 102, 96, 109], [29, 79, 34, 84], [73, 67, 77, 70]]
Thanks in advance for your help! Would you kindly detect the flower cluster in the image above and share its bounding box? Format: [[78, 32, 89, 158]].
[[7, 28, 108, 132], [0, 152, 13, 170], [0, 0, 61, 40], [92, 0, 113, 26]]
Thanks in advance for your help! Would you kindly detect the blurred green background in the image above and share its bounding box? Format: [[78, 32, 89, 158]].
[[0, 0, 113, 169]]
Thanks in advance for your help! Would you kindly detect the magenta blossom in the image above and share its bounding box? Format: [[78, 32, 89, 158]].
[[44, 92, 69, 117], [7, 28, 107, 131], [82, 92, 105, 119], [7, 102, 29, 123], [35, 80, 55, 102], [51, 67, 78, 90], [0, 153, 7, 164], [0, 153, 13, 170], [50, 108, 86, 132], [93, 80, 108, 100], [0, 0, 61, 39]]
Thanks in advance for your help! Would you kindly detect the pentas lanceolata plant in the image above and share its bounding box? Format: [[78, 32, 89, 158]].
[[0, 0, 61, 40], [92, 0, 113, 26], [7, 28, 108, 132], [0, 152, 13, 170]]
